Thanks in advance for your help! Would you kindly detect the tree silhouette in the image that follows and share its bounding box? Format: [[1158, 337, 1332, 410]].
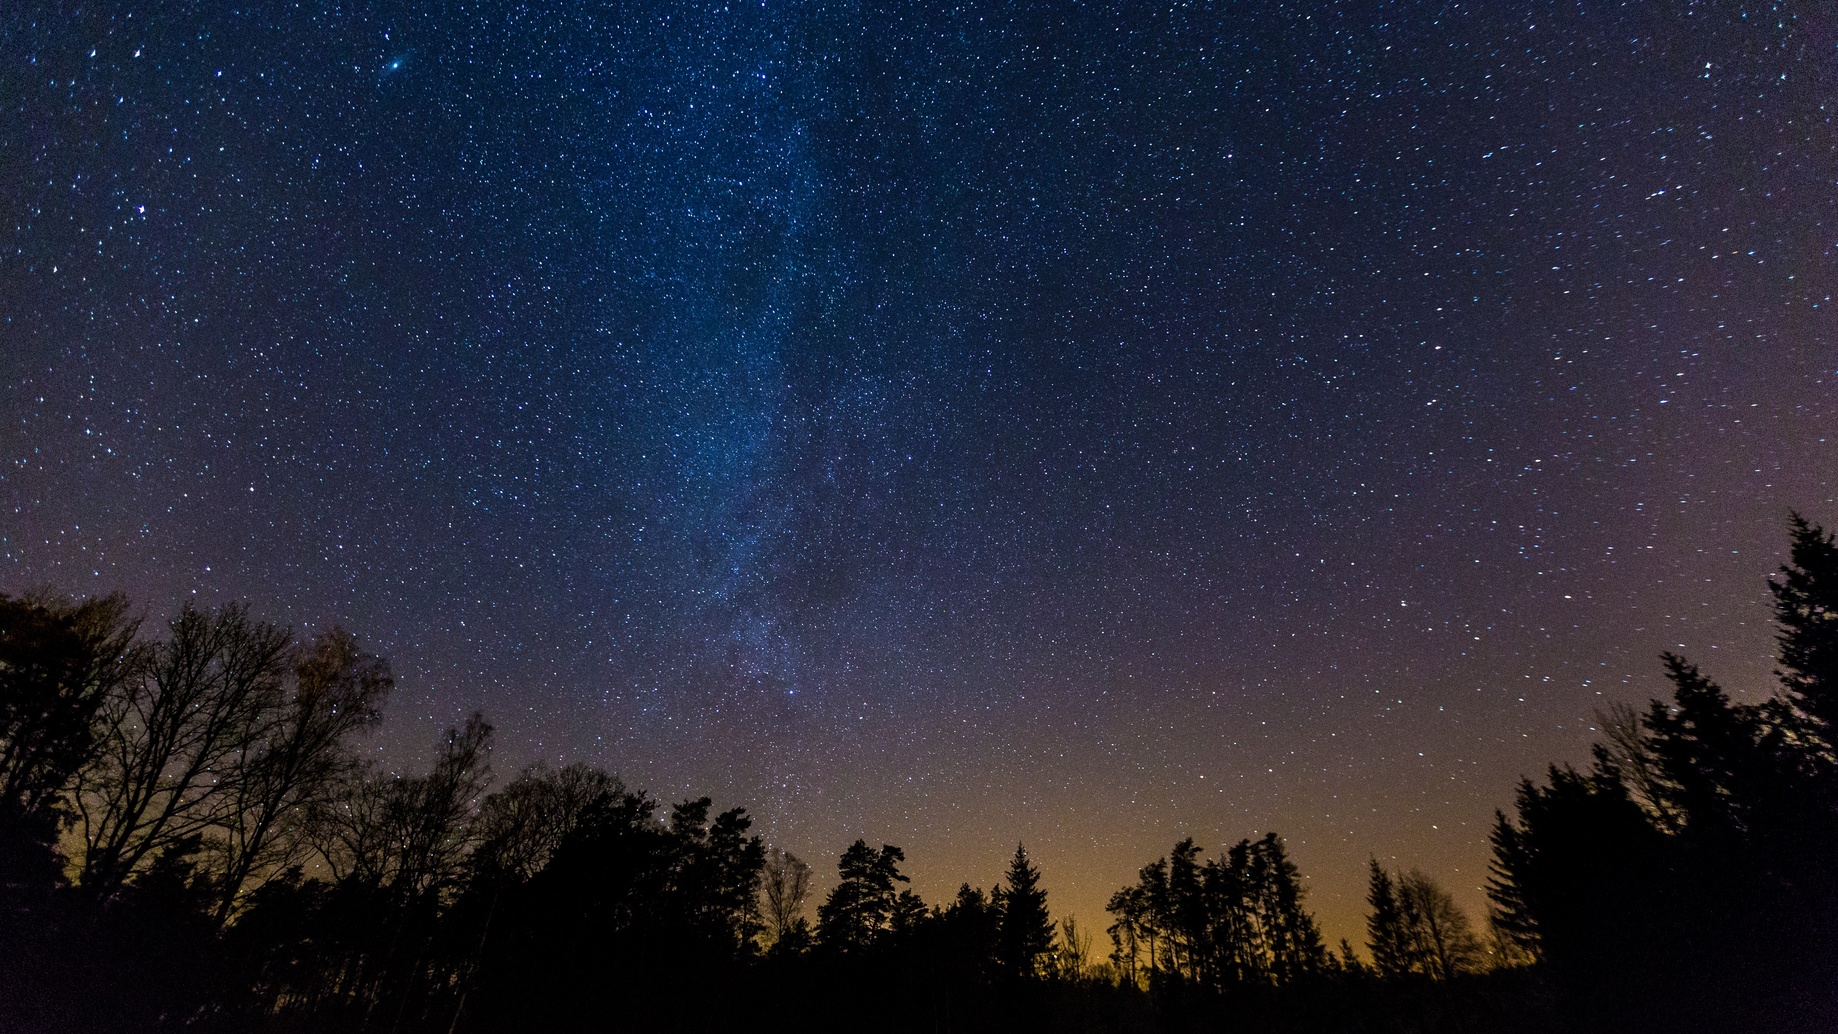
[[669, 797, 768, 950], [761, 846, 813, 950], [1104, 883, 1148, 987], [816, 840, 910, 953], [469, 762, 624, 883], [1365, 859, 1410, 978], [318, 713, 493, 897], [1772, 513, 1838, 742], [1056, 915, 1094, 980], [73, 603, 294, 898], [207, 628, 390, 921], [1243, 833, 1327, 984], [0, 592, 138, 824], [1367, 861, 1484, 980], [1394, 869, 1484, 979], [1105, 832, 1325, 991], [463, 786, 765, 1032], [0, 592, 138, 892], [994, 843, 1052, 978]]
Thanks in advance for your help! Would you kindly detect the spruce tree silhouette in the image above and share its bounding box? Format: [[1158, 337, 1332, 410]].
[[1773, 514, 1838, 739], [994, 844, 1052, 978], [1365, 860, 1410, 979]]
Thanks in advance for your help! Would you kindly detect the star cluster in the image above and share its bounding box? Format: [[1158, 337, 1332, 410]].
[[4, 1, 1833, 938]]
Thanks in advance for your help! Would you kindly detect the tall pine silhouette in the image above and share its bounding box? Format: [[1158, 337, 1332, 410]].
[[994, 844, 1053, 978], [1365, 860, 1409, 978]]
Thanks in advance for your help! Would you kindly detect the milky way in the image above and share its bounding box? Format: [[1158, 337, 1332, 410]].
[[4, 1, 1833, 938]]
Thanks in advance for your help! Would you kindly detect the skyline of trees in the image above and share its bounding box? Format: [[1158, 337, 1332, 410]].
[[1, 513, 1834, 1032]]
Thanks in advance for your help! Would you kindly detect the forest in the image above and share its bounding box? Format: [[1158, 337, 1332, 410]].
[[0, 515, 1834, 1034]]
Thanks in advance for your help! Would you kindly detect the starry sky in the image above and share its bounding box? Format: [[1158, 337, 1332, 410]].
[[4, 1, 1834, 942]]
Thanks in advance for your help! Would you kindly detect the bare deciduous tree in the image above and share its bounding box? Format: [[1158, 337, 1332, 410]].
[[74, 603, 292, 897], [471, 762, 623, 881], [207, 627, 391, 920], [1596, 701, 1680, 833], [1397, 869, 1486, 979], [1057, 914, 1093, 980], [760, 845, 811, 946], [317, 712, 493, 899]]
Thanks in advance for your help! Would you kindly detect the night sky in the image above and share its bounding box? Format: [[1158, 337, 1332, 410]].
[[4, 1, 1834, 941]]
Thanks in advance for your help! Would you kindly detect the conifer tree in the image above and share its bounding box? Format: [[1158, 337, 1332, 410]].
[[1248, 833, 1327, 983], [1105, 884, 1149, 986], [1773, 514, 1838, 746], [815, 840, 908, 952], [1365, 859, 1410, 978], [995, 843, 1053, 978]]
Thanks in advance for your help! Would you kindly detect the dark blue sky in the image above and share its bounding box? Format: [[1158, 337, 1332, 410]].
[[5, 0, 1833, 935]]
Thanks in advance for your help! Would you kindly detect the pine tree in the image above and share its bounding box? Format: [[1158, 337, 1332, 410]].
[[1365, 859, 1410, 978], [1165, 838, 1204, 979], [1248, 833, 1326, 983], [815, 840, 908, 952], [1104, 884, 1149, 987], [1772, 514, 1838, 746], [995, 843, 1053, 978], [939, 884, 1001, 981], [1644, 654, 1766, 839], [1336, 938, 1367, 975]]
